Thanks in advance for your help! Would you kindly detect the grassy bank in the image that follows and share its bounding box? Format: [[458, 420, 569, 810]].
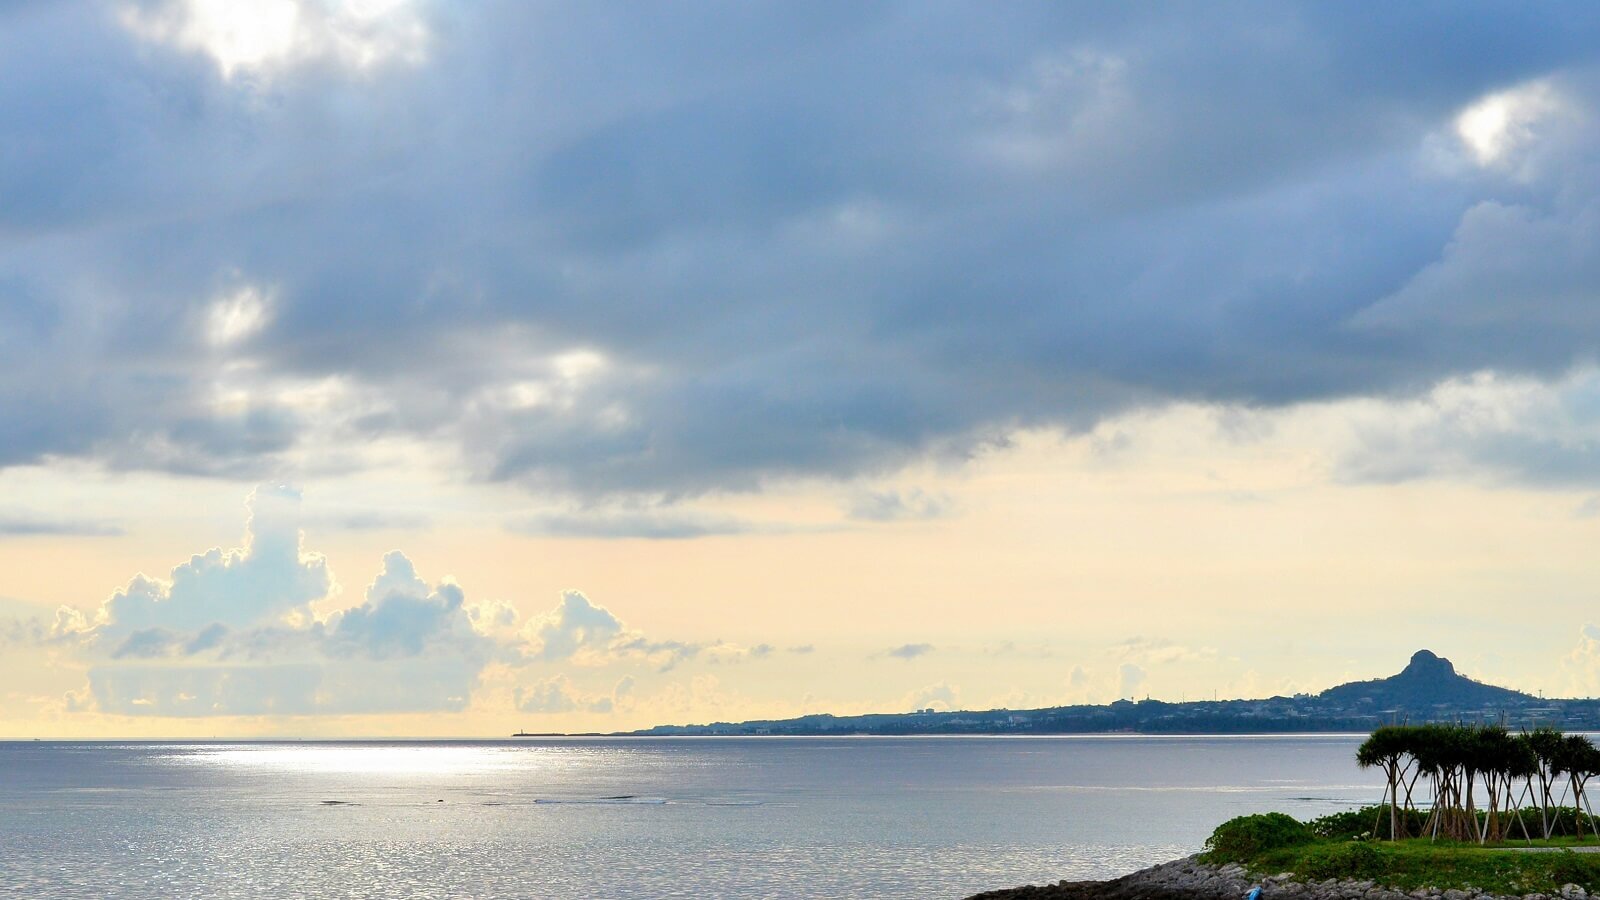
[[1203, 811, 1600, 896]]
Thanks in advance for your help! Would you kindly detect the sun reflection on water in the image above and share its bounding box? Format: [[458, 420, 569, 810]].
[[172, 744, 537, 776]]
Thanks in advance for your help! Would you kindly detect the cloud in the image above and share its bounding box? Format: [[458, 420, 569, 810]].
[[526, 590, 624, 662], [0, 615, 48, 648], [119, 0, 429, 79], [63, 479, 752, 717], [983, 640, 1056, 659], [1059, 638, 1217, 704], [65, 488, 496, 715], [609, 636, 703, 673], [704, 642, 775, 664], [1117, 662, 1148, 699], [516, 588, 739, 672], [514, 674, 614, 715], [323, 551, 492, 661], [1562, 624, 1600, 698], [904, 681, 958, 712], [6, 4, 1600, 498], [88, 664, 322, 717], [307, 510, 433, 532], [845, 489, 953, 523], [1113, 636, 1218, 665], [204, 283, 273, 347], [0, 515, 122, 537], [99, 485, 331, 635], [109, 624, 227, 660], [885, 643, 933, 660], [509, 508, 764, 540], [1335, 369, 1600, 487], [1062, 664, 1109, 705], [1454, 79, 1570, 171]]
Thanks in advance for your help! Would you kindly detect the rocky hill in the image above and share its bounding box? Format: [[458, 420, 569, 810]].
[[1317, 649, 1535, 709]]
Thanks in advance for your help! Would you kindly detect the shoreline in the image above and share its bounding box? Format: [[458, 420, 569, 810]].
[[964, 858, 1255, 900], [964, 856, 1595, 900]]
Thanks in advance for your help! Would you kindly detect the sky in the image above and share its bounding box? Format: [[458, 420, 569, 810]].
[[5, 1, 1600, 737]]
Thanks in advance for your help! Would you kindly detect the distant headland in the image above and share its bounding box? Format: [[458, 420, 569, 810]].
[[561, 651, 1600, 738]]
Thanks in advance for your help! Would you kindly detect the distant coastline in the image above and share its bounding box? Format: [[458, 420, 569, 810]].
[[537, 651, 1600, 739]]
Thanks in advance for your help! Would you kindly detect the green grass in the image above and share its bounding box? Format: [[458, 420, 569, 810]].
[[1225, 839, 1600, 895], [1201, 809, 1600, 894]]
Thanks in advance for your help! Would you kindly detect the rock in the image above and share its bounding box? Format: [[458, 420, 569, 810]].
[[1559, 886, 1586, 900]]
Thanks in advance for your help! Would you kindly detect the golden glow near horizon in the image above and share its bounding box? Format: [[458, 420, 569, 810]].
[[4, 387, 1600, 739]]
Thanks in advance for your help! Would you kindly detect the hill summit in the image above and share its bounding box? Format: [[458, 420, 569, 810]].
[[1317, 649, 1536, 708]]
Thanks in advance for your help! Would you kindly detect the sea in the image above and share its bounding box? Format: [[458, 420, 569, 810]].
[[0, 735, 1381, 899]]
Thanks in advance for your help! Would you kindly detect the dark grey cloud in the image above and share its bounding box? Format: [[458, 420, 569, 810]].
[[6, 2, 1600, 492]]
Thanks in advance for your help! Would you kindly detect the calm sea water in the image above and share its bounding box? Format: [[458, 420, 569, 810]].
[[0, 736, 1380, 899]]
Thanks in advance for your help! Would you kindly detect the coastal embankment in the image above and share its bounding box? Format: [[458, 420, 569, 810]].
[[964, 856, 1595, 900]]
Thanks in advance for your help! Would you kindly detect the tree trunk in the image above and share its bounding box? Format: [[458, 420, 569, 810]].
[[1390, 761, 1400, 841], [1577, 776, 1590, 842]]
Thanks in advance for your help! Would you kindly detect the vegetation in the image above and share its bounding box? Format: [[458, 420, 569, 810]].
[[1204, 813, 1316, 859], [1357, 725, 1600, 844], [1237, 837, 1600, 895], [1308, 805, 1427, 841], [1204, 808, 1600, 893], [1197, 727, 1600, 894]]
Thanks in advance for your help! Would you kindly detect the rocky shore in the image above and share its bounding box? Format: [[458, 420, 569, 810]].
[[964, 856, 1596, 900]]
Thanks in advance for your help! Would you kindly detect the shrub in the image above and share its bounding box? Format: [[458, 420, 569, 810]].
[[1204, 813, 1315, 862], [1310, 805, 1426, 840], [1308, 808, 1368, 840], [1528, 806, 1600, 839], [1298, 841, 1385, 881]]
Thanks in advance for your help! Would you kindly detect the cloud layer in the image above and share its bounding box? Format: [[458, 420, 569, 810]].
[[5, 3, 1600, 499]]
